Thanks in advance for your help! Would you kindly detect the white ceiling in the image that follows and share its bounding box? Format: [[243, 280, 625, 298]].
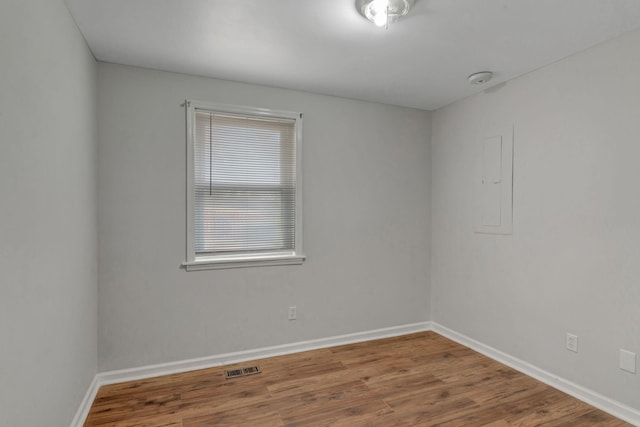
[[65, 0, 640, 110]]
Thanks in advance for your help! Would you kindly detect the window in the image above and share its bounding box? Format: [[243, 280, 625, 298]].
[[183, 100, 304, 270]]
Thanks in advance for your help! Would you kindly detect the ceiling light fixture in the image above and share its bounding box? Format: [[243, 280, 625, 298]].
[[356, 0, 415, 29], [468, 71, 493, 85]]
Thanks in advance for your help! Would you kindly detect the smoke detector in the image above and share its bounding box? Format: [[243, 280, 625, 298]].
[[468, 71, 493, 85]]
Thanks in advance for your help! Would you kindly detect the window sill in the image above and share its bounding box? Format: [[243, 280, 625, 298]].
[[182, 254, 306, 271]]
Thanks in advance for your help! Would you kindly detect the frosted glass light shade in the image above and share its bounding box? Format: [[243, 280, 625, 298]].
[[356, 0, 415, 27]]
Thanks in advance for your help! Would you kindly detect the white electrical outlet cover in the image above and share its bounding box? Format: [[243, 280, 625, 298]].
[[620, 349, 636, 374], [566, 333, 578, 352]]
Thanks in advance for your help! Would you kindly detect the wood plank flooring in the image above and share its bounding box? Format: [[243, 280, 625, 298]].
[[85, 331, 631, 426]]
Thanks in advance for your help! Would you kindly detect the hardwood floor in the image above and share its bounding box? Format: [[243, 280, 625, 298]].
[[85, 332, 631, 426]]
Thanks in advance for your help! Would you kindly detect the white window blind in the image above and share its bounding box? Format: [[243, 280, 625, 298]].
[[184, 100, 304, 270]]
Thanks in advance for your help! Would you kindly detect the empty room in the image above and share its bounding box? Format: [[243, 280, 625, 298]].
[[2, 0, 640, 425]]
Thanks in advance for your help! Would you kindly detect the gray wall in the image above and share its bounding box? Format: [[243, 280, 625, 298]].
[[0, 1, 97, 426], [431, 28, 640, 410], [97, 63, 432, 371]]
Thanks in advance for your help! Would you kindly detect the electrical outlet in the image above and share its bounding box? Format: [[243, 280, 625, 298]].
[[620, 349, 636, 374], [566, 333, 578, 353], [288, 306, 297, 320]]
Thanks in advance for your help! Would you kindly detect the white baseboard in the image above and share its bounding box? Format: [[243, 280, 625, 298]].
[[70, 375, 99, 427], [431, 322, 640, 426], [98, 321, 432, 385], [70, 321, 431, 426]]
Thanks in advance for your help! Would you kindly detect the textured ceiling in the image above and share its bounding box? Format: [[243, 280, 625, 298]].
[[65, 0, 640, 110]]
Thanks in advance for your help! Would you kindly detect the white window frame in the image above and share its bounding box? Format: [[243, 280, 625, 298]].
[[182, 99, 305, 271]]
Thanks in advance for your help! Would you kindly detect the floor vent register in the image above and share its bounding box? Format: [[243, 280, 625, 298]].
[[224, 365, 262, 379]]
